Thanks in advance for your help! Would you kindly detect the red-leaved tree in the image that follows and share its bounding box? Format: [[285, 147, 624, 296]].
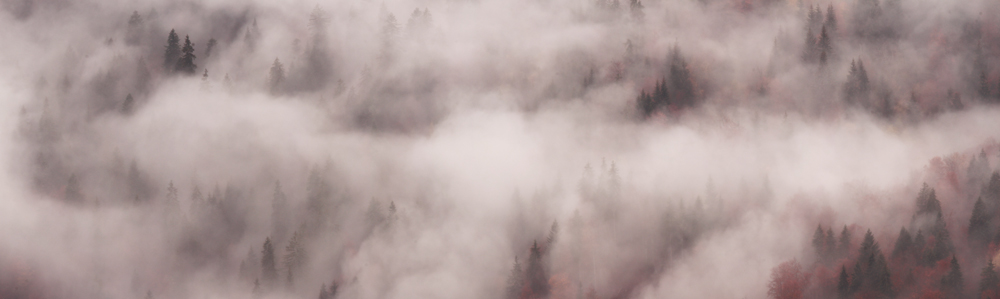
[[768, 260, 810, 299]]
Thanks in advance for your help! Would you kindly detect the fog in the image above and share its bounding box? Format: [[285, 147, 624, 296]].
[[0, 0, 998, 298]]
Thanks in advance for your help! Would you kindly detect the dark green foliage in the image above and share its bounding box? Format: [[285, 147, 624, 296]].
[[940, 256, 963, 298], [844, 59, 871, 104], [506, 257, 524, 299], [205, 38, 217, 58], [637, 78, 670, 118], [526, 241, 549, 298], [970, 197, 991, 247], [268, 58, 285, 95], [813, 225, 826, 257], [175, 35, 197, 75], [981, 260, 999, 297], [122, 93, 134, 114], [837, 265, 850, 298], [851, 230, 893, 296], [668, 47, 696, 108], [164, 29, 181, 71], [824, 5, 837, 32], [839, 226, 852, 256], [262, 237, 278, 286], [891, 227, 912, 258]]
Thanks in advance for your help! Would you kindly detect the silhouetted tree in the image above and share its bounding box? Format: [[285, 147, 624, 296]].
[[837, 265, 850, 298], [122, 93, 134, 114], [525, 241, 549, 298], [506, 257, 524, 299], [268, 58, 285, 95], [891, 227, 912, 259], [803, 27, 817, 62], [205, 38, 217, 58], [970, 197, 990, 247], [669, 47, 696, 108], [844, 59, 870, 104], [940, 256, 963, 298], [175, 35, 197, 74], [164, 30, 181, 71], [838, 226, 852, 256], [813, 225, 827, 258], [981, 260, 999, 298], [126, 11, 143, 45], [824, 5, 837, 32], [284, 231, 306, 278], [262, 237, 278, 286]]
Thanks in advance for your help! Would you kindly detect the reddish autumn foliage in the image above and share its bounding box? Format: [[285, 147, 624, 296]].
[[768, 260, 810, 299]]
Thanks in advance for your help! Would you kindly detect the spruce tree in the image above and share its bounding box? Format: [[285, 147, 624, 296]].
[[525, 241, 549, 298], [506, 257, 524, 299], [813, 225, 826, 258], [941, 256, 964, 298], [262, 237, 278, 286], [824, 5, 837, 32], [837, 265, 850, 297], [981, 260, 999, 298], [268, 58, 285, 95], [164, 30, 181, 71], [891, 227, 912, 258], [175, 35, 197, 74], [970, 197, 990, 246]]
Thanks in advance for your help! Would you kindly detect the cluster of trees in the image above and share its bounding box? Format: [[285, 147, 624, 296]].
[[774, 155, 1000, 299], [505, 222, 558, 299], [635, 48, 698, 118], [802, 5, 836, 64], [163, 29, 199, 75]]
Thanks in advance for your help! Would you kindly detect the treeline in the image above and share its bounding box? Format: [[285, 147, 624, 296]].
[[770, 149, 1000, 299]]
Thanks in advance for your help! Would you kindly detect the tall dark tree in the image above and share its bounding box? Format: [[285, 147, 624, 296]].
[[205, 38, 217, 58], [284, 231, 306, 278], [122, 93, 134, 114], [817, 26, 832, 59], [837, 265, 850, 298], [824, 5, 837, 32], [940, 256, 964, 298], [844, 59, 871, 104], [525, 241, 549, 298], [838, 225, 852, 256], [175, 35, 197, 74], [668, 47, 696, 108], [981, 260, 1000, 298], [891, 227, 912, 259], [506, 257, 524, 299], [825, 228, 836, 257], [262, 237, 278, 286], [970, 197, 990, 247], [803, 27, 817, 62], [268, 58, 285, 95], [164, 29, 181, 71], [813, 225, 827, 258]]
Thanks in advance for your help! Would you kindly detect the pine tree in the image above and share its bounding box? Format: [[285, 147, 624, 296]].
[[891, 227, 912, 258], [175, 35, 197, 74], [941, 256, 964, 298], [262, 237, 278, 286], [824, 5, 837, 32], [813, 225, 826, 258], [268, 58, 285, 95], [205, 38, 217, 58], [546, 221, 559, 252], [122, 93, 134, 114], [164, 29, 181, 71], [284, 231, 306, 277], [982, 260, 1000, 298], [970, 197, 990, 246], [669, 47, 696, 107], [803, 27, 817, 62], [506, 257, 524, 299], [838, 225, 851, 256], [526, 241, 549, 298], [837, 265, 850, 298], [817, 26, 832, 59]]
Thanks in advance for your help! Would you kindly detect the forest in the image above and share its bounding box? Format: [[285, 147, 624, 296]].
[[0, 0, 996, 298]]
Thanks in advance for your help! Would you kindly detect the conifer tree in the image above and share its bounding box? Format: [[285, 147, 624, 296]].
[[891, 227, 912, 258], [175, 35, 197, 74], [981, 260, 999, 298], [970, 197, 990, 246], [824, 5, 837, 32], [506, 257, 524, 299], [164, 29, 181, 71], [526, 241, 549, 298], [941, 256, 963, 298], [268, 58, 285, 95], [262, 237, 278, 286]]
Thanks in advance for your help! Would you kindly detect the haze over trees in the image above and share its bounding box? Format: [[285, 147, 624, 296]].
[[1, 0, 1000, 298]]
